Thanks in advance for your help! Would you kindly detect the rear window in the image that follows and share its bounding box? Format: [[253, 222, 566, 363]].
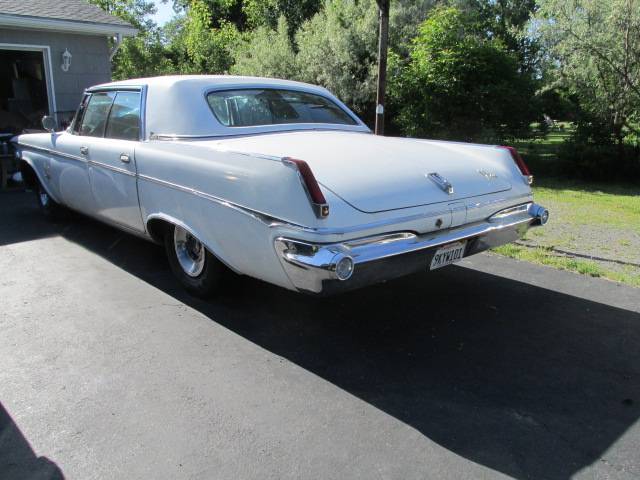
[[206, 89, 357, 127]]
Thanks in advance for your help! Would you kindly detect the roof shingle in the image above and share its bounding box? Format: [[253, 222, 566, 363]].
[[0, 0, 132, 27]]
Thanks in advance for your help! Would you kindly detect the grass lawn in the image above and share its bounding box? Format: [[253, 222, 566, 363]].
[[492, 126, 640, 288]]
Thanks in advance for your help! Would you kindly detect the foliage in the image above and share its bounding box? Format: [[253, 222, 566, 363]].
[[389, 6, 537, 142], [172, 0, 248, 30], [388, 0, 439, 57], [231, 0, 443, 122], [90, 0, 156, 29], [558, 139, 640, 181], [461, 0, 540, 73], [90, 0, 178, 79], [533, 0, 640, 145], [295, 0, 379, 120], [182, 0, 240, 73], [111, 29, 175, 79], [230, 16, 298, 78], [243, 0, 321, 39]]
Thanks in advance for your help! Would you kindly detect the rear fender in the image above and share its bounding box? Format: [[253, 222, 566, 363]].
[[145, 212, 241, 274]]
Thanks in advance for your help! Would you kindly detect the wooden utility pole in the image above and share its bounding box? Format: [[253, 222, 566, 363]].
[[375, 0, 390, 135]]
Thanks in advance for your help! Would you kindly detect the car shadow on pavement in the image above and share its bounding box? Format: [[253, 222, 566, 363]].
[[0, 403, 65, 479], [3, 190, 640, 480]]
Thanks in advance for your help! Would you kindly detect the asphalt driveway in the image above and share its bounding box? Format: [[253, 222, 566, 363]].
[[1, 190, 639, 480]]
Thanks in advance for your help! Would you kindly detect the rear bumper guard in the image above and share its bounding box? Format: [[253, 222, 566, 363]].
[[274, 202, 548, 295]]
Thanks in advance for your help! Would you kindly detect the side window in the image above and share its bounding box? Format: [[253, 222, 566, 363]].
[[79, 92, 115, 137], [105, 91, 141, 141], [71, 94, 90, 134]]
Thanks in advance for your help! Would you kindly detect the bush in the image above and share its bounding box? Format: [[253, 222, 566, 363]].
[[558, 140, 640, 181], [388, 7, 538, 143], [295, 0, 379, 121], [230, 16, 298, 79]]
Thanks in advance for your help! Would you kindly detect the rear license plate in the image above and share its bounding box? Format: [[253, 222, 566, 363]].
[[429, 241, 466, 270]]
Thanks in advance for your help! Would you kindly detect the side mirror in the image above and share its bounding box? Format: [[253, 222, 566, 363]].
[[42, 115, 56, 133]]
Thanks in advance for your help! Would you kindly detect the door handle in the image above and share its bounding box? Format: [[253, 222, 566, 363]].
[[80, 146, 89, 155], [119, 153, 131, 164]]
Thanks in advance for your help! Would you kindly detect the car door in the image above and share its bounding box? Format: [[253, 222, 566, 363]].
[[48, 93, 107, 214], [85, 89, 144, 232]]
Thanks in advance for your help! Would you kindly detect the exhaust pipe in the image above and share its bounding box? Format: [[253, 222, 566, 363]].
[[529, 204, 550, 225]]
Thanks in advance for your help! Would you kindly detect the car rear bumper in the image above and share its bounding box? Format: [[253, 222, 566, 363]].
[[274, 202, 548, 295]]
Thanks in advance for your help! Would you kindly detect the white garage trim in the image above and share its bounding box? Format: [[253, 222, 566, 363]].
[[0, 42, 57, 123], [0, 14, 137, 37]]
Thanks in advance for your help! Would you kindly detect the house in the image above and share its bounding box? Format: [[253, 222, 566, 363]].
[[0, 0, 136, 133]]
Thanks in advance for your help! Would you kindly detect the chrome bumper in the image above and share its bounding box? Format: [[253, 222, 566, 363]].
[[275, 202, 548, 295]]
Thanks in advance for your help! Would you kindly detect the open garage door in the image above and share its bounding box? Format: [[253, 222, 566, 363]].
[[0, 48, 52, 135]]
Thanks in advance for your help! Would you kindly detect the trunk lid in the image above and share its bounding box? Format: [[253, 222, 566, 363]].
[[212, 131, 512, 213]]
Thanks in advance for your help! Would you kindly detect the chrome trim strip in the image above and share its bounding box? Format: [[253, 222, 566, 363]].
[[89, 160, 136, 177], [86, 84, 144, 93], [18, 139, 534, 237], [150, 126, 371, 141], [17, 142, 86, 163], [140, 84, 148, 141], [137, 174, 310, 230], [20, 142, 136, 180], [138, 173, 533, 235], [489, 203, 530, 219]]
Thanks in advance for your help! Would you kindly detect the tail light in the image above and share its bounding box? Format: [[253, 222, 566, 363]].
[[282, 157, 329, 218], [499, 146, 533, 185]]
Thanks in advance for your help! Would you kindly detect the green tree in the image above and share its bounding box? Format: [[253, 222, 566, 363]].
[[227, 0, 450, 123], [243, 0, 321, 39], [90, 0, 156, 29], [111, 30, 175, 79], [295, 0, 379, 119], [172, 0, 248, 30], [390, 6, 537, 142], [459, 0, 540, 73], [90, 0, 176, 79], [389, 0, 439, 57], [182, 0, 241, 73], [533, 0, 640, 145], [231, 16, 298, 78]]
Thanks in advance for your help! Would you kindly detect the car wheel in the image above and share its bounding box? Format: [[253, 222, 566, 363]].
[[165, 224, 224, 297], [35, 178, 65, 220]]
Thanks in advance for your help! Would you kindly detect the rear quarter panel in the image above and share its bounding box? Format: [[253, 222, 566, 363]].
[[135, 141, 326, 289]]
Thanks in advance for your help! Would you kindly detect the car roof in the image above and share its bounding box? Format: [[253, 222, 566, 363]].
[[86, 75, 370, 139], [90, 75, 331, 94]]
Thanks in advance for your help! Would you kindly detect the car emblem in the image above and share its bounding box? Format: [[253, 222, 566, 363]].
[[478, 169, 497, 180], [427, 172, 454, 195]]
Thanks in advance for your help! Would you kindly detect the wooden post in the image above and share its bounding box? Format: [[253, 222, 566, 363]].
[[375, 0, 390, 136]]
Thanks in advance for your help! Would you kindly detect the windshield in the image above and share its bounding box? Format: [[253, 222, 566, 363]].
[[206, 89, 357, 127]]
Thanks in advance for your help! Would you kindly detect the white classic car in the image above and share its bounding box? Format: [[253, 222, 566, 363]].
[[14, 76, 548, 296]]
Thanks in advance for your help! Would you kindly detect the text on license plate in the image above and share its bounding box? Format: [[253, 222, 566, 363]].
[[429, 241, 466, 270]]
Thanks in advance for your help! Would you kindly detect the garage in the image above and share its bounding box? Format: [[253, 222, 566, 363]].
[[0, 0, 136, 188], [0, 0, 136, 134], [0, 47, 52, 133]]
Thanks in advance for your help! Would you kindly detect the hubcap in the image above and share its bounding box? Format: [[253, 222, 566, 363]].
[[173, 226, 205, 277]]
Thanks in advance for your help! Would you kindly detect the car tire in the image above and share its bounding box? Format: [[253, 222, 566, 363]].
[[164, 224, 224, 298], [34, 178, 65, 220]]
